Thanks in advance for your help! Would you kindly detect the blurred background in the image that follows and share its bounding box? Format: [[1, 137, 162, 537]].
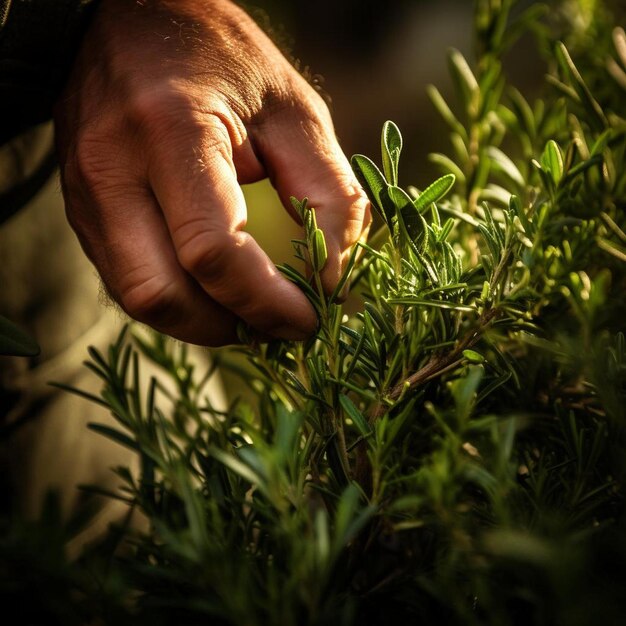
[[241, 0, 625, 262]]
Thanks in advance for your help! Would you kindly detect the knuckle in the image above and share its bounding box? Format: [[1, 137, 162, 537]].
[[300, 88, 331, 123], [127, 84, 222, 133], [118, 273, 179, 325], [196, 116, 233, 163], [285, 76, 331, 125], [127, 84, 234, 161], [176, 224, 235, 278], [246, 76, 312, 129], [127, 83, 197, 128]]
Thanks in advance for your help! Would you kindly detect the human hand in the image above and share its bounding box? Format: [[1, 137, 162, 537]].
[[54, 0, 370, 345]]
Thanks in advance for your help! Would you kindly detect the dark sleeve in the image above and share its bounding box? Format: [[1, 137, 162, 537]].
[[0, 0, 100, 144]]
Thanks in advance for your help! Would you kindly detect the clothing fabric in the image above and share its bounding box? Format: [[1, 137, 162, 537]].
[[0, 161, 139, 523], [0, 0, 100, 143], [0, 161, 226, 527], [0, 1, 227, 529], [0, 0, 99, 225]]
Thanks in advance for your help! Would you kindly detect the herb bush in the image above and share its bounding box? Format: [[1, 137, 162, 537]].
[[5, 1, 626, 624]]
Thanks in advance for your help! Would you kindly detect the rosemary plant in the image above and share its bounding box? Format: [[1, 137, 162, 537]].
[[4, 1, 626, 624]]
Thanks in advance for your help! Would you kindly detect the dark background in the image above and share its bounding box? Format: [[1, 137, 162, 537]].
[[242, 0, 542, 256], [241, 0, 624, 257], [254, 0, 476, 188]]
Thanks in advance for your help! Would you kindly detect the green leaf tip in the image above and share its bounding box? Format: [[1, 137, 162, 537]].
[[541, 140, 564, 185], [0, 315, 40, 357], [414, 174, 456, 213], [381, 121, 403, 186], [351, 153, 395, 224]]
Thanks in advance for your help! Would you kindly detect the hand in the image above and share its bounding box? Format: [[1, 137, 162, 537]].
[[54, 0, 370, 345]]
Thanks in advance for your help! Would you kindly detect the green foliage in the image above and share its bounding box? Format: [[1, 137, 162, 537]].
[[0, 314, 39, 357], [10, 1, 626, 624]]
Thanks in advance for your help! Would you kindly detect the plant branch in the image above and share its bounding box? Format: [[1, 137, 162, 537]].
[[369, 306, 500, 423]]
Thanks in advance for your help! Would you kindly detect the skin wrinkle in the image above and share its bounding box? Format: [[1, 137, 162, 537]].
[[118, 272, 180, 319], [171, 214, 240, 259], [179, 231, 304, 330], [145, 6, 274, 118], [197, 234, 307, 326], [148, 120, 232, 178], [54, 0, 369, 345], [73, 150, 135, 197], [151, 144, 248, 228], [101, 0, 291, 121]]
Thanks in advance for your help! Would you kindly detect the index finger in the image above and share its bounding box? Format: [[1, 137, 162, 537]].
[[147, 111, 318, 340]]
